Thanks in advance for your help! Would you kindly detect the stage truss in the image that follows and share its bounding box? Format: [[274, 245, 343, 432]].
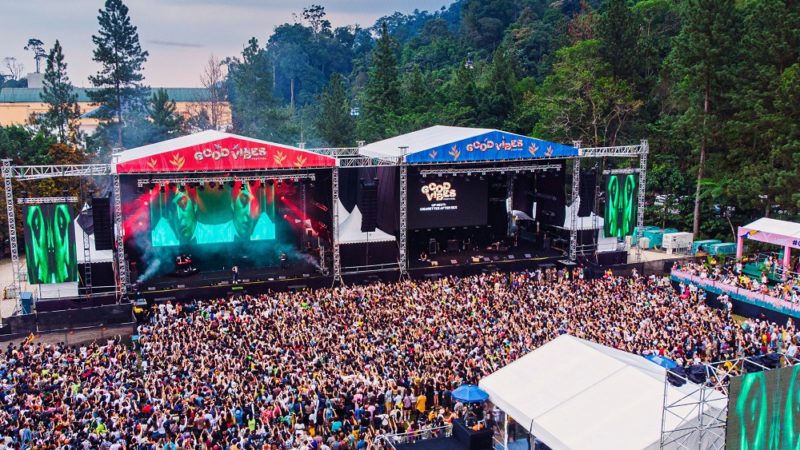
[[574, 140, 649, 262], [659, 353, 800, 449], [0, 140, 648, 296]]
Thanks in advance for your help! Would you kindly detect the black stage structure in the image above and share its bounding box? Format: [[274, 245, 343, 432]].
[[1, 129, 649, 311]]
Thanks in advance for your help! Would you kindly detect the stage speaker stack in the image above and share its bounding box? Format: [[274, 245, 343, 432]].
[[358, 178, 378, 232], [92, 197, 113, 250]]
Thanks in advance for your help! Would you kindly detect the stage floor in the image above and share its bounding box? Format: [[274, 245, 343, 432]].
[[133, 245, 566, 301], [409, 242, 564, 270]]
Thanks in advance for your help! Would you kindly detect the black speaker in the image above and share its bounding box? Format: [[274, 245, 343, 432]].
[[667, 367, 687, 387], [358, 179, 378, 232], [92, 197, 113, 250], [686, 364, 708, 384], [578, 169, 597, 216]]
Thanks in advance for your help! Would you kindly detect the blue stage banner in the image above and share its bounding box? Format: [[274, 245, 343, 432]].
[[404, 131, 577, 164]]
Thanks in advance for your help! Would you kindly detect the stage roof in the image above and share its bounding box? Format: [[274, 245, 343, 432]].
[[359, 126, 578, 164], [739, 217, 800, 249], [114, 131, 336, 174], [479, 335, 723, 450]]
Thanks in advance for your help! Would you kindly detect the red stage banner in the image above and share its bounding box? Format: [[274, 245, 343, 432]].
[[116, 136, 336, 173]]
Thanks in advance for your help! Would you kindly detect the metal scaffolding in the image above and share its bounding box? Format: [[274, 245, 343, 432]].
[[16, 196, 79, 204], [577, 140, 649, 262], [4, 164, 111, 180], [135, 173, 316, 186], [2, 160, 22, 298], [398, 147, 409, 279], [112, 172, 126, 297], [660, 354, 800, 450], [331, 167, 342, 285], [569, 142, 582, 261], [0, 139, 648, 296]]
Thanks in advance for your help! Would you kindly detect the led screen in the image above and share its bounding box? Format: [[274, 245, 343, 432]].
[[23, 204, 78, 284], [726, 365, 800, 449], [408, 177, 488, 229], [150, 182, 276, 247], [604, 174, 637, 238]]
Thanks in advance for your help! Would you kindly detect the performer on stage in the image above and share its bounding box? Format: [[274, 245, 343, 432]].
[[231, 265, 239, 284], [280, 252, 288, 270]]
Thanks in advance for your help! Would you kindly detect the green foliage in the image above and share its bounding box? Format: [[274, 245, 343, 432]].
[[666, 0, 740, 233], [39, 40, 82, 145], [527, 39, 642, 146], [228, 38, 297, 144], [315, 73, 355, 147], [218, 0, 796, 235], [148, 88, 184, 143], [596, 0, 639, 80], [88, 0, 149, 148], [357, 22, 402, 141]]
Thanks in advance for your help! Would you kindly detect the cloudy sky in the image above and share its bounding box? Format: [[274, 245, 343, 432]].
[[1, 0, 449, 87]]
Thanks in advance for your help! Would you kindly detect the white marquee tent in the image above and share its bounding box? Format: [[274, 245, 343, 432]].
[[479, 335, 725, 450], [335, 199, 395, 244]]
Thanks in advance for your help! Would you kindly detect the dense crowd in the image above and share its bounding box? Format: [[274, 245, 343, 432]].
[[674, 256, 800, 303], [1, 268, 799, 448]]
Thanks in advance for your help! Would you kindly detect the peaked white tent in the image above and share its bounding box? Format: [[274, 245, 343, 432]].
[[479, 335, 724, 450], [336, 200, 395, 244], [359, 126, 495, 160]]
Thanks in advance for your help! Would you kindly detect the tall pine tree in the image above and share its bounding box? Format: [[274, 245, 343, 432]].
[[228, 38, 296, 143], [315, 73, 354, 147], [357, 22, 401, 141], [40, 40, 82, 145], [667, 0, 739, 235], [148, 89, 184, 143], [88, 0, 149, 148]]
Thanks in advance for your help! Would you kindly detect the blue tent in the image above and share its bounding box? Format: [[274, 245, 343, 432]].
[[644, 354, 678, 370], [452, 384, 490, 403], [359, 125, 578, 164]]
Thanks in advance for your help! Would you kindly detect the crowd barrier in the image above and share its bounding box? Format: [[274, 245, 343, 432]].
[[671, 269, 800, 319]]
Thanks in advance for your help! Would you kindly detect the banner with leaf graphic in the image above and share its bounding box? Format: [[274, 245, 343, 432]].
[[115, 132, 336, 174], [404, 130, 577, 164]]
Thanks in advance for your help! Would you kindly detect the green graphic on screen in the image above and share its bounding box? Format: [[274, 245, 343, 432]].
[[726, 365, 800, 449], [23, 203, 78, 284], [150, 181, 276, 247], [604, 174, 637, 238]]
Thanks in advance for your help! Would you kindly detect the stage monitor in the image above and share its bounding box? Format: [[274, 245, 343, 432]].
[[726, 364, 800, 449], [150, 181, 276, 247], [603, 174, 637, 238], [408, 177, 487, 229], [23, 204, 78, 284]]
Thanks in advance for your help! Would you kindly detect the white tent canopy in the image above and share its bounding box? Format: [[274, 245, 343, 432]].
[[479, 335, 724, 450], [359, 125, 494, 160], [741, 217, 800, 238], [336, 200, 395, 245]]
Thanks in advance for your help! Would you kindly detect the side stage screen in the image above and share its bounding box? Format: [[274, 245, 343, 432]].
[[408, 177, 487, 229]]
